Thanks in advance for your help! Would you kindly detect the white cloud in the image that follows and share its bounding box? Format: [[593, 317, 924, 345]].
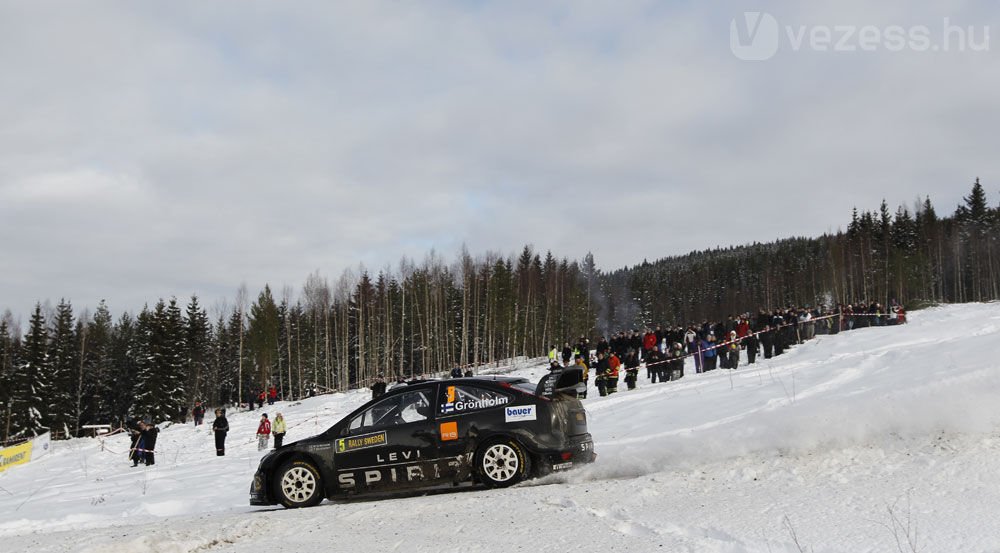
[[0, 1, 996, 321]]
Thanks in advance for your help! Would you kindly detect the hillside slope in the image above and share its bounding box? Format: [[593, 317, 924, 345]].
[[3, 303, 1000, 552]]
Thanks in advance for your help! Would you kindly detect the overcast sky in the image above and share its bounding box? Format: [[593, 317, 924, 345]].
[[1, 1, 997, 324]]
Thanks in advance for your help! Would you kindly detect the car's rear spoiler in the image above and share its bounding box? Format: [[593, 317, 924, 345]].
[[535, 367, 586, 398]]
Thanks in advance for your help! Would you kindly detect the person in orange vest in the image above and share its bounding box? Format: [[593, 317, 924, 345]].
[[606, 352, 621, 394], [574, 355, 589, 399]]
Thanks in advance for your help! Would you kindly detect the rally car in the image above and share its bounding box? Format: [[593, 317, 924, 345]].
[[250, 372, 595, 508]]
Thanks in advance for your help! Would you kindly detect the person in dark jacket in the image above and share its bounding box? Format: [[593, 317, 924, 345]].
[[140, 421, 159, 465], [745, 332, 760, 364], [561, 343, 573, 365], [213, 408, 229, 456], [192, 401, 206, 426], [450, 366, 464, 378], [126, 417, 142, 466], [646, 348, 663, 383], [594, 352, 609, 396], [371, 374, 387, 400], [623, 350, 640, 390], [668, 342, 685, 381]]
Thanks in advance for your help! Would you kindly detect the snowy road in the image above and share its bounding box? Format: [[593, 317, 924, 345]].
[[4, 303, 1000, 552]]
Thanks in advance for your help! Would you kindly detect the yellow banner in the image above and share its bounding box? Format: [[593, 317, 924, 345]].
[[0, 440, 33, 472]]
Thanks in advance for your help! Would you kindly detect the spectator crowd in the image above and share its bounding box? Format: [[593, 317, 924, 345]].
[[547, 302, 906, 397]]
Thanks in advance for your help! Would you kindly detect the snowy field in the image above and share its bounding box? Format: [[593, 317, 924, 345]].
[[3, 303, 1000, 552]]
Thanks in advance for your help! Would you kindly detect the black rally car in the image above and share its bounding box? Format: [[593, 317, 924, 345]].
[[250, 372, 595, 508]]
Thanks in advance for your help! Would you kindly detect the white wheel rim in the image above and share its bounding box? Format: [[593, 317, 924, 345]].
[[482, 444, 519, 482], [281, 466, 317, 503]]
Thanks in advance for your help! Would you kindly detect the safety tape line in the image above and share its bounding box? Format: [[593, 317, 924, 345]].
[[617, 312, 903, 369]]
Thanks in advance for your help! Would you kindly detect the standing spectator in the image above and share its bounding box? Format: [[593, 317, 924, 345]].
[[371, 374, 387, 400], [685, 326, 702, 373], [745, 331, 760, 364], [450, 366, 463, 378], [646, 348, 663, 383], [574, 356, 589, 398], [140, 421, 159, 466], [561, 343, 573, 365], [736, 317, 751, 339], [760, 324, 774, 359], [127, 417, 142, 467], [272, 413, 287, 448], [258, 389, 267, 408], [669, 342, 686, 381], [256, 413, 271, 451], [192, 401, 206, 426], [594, 352, 609, 396], [268, 385, 277, 405], [213, 408, 229, 456], [596, 336, 610, 357], [726, 331, 740, 370], [247, 389, 256, 411], [642, 330, 657, 358], [605, 353, 620, 394], [623, 350, 640, 390], [133, 422, 147, 466], [702, 334, 718, 371]]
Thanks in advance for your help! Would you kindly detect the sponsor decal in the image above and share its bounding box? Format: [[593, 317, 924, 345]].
[[441, 389, 510, 414], [504, 405, 537, 422], [336, 430, 388, 453], [338, 464, 426, 489], [552, 461, 573, 471], [308, 443, 333, 452], [0, 440, 33, 472], [440, 421, 458, 441], [376, 450, 422, 463]]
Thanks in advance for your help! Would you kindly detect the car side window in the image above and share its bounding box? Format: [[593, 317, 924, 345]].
[[439, 385, 511, 415], [350, 390, 432, 432]]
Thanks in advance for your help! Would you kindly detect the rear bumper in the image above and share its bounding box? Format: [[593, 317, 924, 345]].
[[540, 433, 596, 471]]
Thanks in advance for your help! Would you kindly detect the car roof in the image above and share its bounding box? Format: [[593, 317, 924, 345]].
[[389, 375, 529, 391]]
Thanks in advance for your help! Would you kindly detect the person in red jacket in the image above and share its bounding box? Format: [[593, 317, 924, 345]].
[[268, 385, 277, 405], [606, 353, 621, 394], [642, 331, 657, 356], [256, 413, 271, 451]]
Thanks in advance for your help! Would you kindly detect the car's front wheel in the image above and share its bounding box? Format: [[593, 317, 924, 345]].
[[276, 459, 324, 508], [475, 437, 531, 488]]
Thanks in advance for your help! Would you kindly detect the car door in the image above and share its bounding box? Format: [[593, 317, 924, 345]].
[[332, 387, 440, 493], [435, 383, 514, 478]]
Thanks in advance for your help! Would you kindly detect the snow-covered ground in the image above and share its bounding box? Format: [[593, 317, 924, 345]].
[[3, 303, 1000, 552]]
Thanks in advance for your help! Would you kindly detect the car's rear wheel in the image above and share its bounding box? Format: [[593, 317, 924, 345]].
[[276, 459, 324, 508], [475, 437, 531, 488]]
